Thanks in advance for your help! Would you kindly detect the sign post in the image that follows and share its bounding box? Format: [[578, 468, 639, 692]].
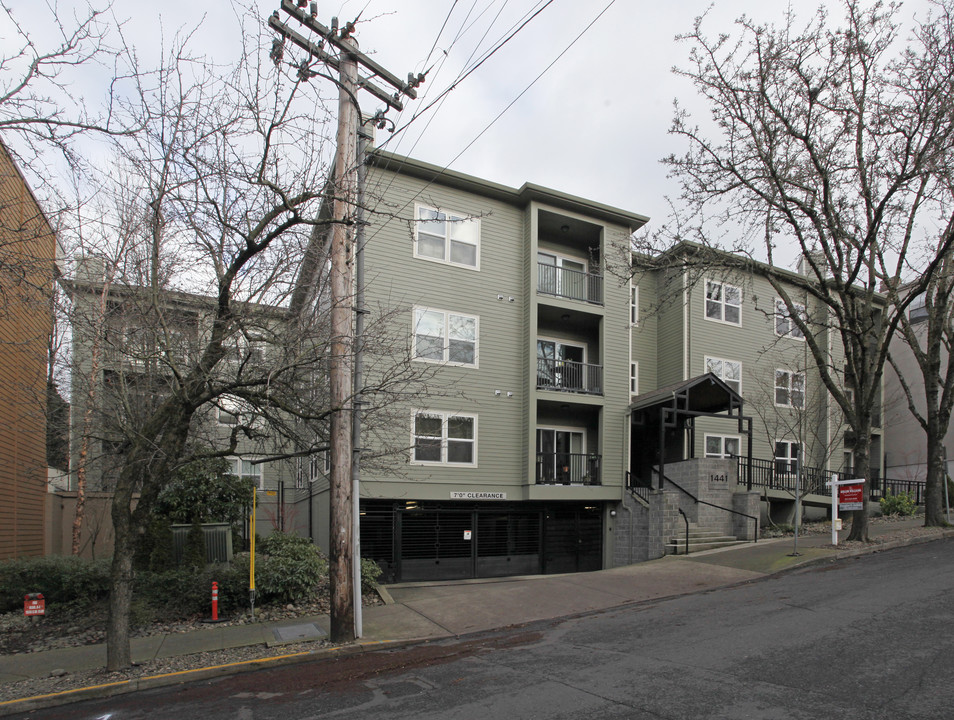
[[825, 476, 865, 546]]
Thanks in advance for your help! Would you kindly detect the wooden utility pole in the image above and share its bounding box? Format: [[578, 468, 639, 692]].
[[270, 0, 422, 642], [328, 42, 358, 642]]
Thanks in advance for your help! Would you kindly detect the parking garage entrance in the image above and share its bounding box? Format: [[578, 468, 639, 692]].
[[360, 500, 603, 583]]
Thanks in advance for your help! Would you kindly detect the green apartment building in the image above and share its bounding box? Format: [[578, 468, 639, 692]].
[[308, 151, 882, 583]]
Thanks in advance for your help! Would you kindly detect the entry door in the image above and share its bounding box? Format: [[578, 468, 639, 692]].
[[543, 506, 602, 574], [538, 252, 586, 300], [537, 428, 584, 484], [537, 340, 585, 391]]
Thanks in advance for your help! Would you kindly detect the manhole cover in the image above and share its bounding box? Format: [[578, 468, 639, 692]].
[[272, 623, 327, 642]]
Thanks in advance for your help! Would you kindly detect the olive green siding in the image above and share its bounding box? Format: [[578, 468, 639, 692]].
[[630, 271, 658, 397], [654, 267, 687, 388], [363, 168, 529, 500]]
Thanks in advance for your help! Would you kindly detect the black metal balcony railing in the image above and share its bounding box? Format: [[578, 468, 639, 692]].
[[537, 263, 603, 305], [536, 358, 603, 395], [536, 453, 602, 486], [737, 457, 907, 500]]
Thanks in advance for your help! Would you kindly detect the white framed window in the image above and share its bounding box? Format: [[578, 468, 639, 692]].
[[843, 450, 855, 477], [217, 394, 257, 426], [775, 441, 799, 475], [775, 299, 806, 339], [413, 308, 478, 367], [705, 280, 741, 325], [705, 356, 741, 394], [414, 205, 480, 269], [775, 369, 805, 408], [226, 332, 267, 367], [228, 457, 264, 490], [909, 294, 928, 324], [705, 434, 741, 458], [304, 448, 330, 485], [630, 362, 639, 396], [630, 285, 639, 326], [411, 410, 477, 466]]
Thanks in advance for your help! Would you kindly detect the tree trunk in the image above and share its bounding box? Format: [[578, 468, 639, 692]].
[[106, 487, 134, 670], [846, 433, 871, 542], [924, 424, 948, 526]]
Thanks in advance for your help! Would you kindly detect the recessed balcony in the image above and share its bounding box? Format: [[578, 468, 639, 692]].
[[535, 452, 602, 486], [537, 262, 603, 305], [536, 358, 603, 395]]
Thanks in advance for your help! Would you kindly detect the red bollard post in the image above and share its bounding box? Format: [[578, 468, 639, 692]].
[[212, 581, 219, 621]]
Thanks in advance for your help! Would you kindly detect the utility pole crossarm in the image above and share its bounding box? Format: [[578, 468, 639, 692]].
[[280, 0, 419, 99], [268, 15, 404, 111]]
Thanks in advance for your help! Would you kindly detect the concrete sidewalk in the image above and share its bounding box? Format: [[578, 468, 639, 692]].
[[2, 516, 951, 714]]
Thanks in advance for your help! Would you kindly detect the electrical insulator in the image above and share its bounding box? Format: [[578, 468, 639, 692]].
[[270, 37, 284, 66], [310, 2, 317, 18], [297, 0, 307, 8], [331, 16, 338, 33]]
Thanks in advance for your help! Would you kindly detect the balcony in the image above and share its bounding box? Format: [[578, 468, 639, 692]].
[[535, 453, 602, 486], [536, 358, 603, 395], [537, 263, 603, 305]]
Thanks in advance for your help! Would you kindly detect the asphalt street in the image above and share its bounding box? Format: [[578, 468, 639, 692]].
[[18, 538, 954, 720]]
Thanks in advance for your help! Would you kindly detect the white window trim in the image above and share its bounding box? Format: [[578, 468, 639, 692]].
[[774, 298, 806, 340], [228, 456, 264, 490], [630, 284, 639, 326], [704, 434, 741, 459], [704, 279, 742, 326], [413, 203, 481, 271], [704, 356, 742, 394], [774, 368, 806, 408], [412, 306, 479, 368], [630, 361, 639, 396], [774, 440, 800, 475], [410, 410, 478, 467], [216, 394, 260, 428]]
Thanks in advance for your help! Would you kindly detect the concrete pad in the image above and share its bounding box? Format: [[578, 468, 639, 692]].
[[565, 558, 765, 602], [272, 623, 326, 643], [360, 602, 449, 641], [394, 577, 630, 636]]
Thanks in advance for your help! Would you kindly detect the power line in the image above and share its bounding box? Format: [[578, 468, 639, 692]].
[[365, 0, 618, 239]]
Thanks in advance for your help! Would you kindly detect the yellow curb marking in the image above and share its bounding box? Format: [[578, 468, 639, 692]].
[[0, 650, 313, 707]]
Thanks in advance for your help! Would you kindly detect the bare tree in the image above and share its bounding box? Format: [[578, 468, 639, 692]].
[[886, 242, 954, 525], [58, 14, 441, 669], [644, 0, 954, 540]]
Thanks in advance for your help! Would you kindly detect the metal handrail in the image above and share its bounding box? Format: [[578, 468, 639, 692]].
[[536, 358, 603, 395], [537, 263, 604, 305], [677, 508, 689, 555], [657, 468, 758, 543], [625, 470, 650, 505]]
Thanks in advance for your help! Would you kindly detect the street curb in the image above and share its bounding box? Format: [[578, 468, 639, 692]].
[[0, 636, 442, 717], [3, 528, 952, 716], [763, 527, 954, 576]]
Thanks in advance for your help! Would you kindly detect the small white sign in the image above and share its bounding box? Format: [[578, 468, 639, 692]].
[[463, 530, 472, 540], [450, 491, 507, 500]]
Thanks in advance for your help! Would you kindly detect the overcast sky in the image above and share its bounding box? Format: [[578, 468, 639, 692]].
[[6, 0, 939, 251]]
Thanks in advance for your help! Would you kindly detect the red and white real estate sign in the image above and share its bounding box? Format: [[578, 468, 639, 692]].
[[838, 484, 864, 512]]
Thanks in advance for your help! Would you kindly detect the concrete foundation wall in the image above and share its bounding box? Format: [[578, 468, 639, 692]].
[[613, 459, 761, 565]]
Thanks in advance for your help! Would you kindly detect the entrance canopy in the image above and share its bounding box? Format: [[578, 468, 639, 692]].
[[629, 373, 752, 489]]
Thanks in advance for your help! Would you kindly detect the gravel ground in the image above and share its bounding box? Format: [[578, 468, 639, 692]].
[[1, 515, 946, 706]]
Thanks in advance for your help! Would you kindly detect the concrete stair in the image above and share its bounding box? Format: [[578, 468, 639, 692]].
[[666, 524, 747, 555]]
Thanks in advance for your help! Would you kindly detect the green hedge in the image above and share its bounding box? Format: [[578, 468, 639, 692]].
[[0, 556, 111, 613]]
